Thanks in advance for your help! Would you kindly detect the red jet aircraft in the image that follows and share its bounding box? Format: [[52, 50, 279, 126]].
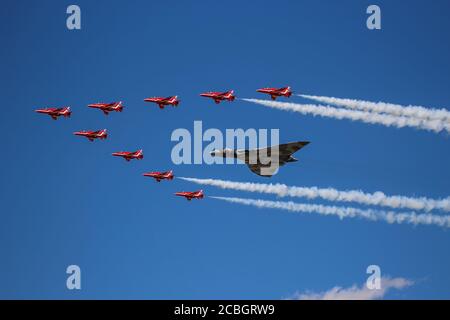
[[35, 107, 71, 120], [200, 90, 235, 104], [256, 86, 292, 100], [143, 170, 174, 182], [73, 129, 107, 141], [88, 101, 124, 115], [144, 96, 180, 109], [112, 149, 144, 161], [175, 190, 204, 201]]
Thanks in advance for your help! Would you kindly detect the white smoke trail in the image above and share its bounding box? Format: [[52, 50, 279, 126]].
[[178, 177, 450, 213], [299, 94, 450, 123], [211, 196, 450, 228], [241, 98, 450, 134]]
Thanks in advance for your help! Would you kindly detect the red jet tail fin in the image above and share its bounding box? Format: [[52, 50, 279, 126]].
[[284, 86, 292, 96]]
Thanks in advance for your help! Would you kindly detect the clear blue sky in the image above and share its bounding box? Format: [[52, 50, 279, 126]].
[[1, 0, 449, 299]]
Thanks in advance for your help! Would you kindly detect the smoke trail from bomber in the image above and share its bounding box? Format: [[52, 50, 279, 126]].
[[179, 177, 450, 213], [299, 94, 450, 123], [241, 98, 450, 133], [211, 196, 450, 228]]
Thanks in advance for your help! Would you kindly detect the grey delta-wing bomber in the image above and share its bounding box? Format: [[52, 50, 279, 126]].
[[210, 141, 310, 177]]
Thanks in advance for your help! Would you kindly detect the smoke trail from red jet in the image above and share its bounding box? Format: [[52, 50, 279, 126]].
[[211, 196, 450, 228], [241, 98, 450, 134], [179, 177, 450, 213], [299, 94, 450, 123]]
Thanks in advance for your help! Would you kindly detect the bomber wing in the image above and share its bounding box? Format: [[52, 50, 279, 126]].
[[244, 141, 310, 176]]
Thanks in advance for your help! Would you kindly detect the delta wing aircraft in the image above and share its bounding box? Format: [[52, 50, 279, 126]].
[[210, 141, 310, 176]]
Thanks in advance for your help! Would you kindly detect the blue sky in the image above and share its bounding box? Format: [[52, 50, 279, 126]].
[[1, 0, 449, 299]]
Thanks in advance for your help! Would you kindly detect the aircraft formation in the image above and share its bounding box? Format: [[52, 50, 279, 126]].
[[35, 86, 307, 200]]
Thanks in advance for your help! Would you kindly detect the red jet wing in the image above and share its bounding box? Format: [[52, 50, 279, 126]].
[[144, 96, 180, 109], [175, 190, 204, 201], [112, 149, 144, 161], [256, 86, 292, 100], [200, 90, 235, 104]]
